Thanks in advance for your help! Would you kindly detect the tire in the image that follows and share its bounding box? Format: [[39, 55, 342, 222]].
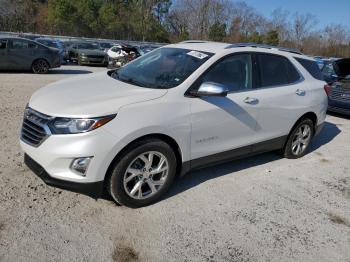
[[107, 139, 177, 208], [32, 59, 50, 74], [283, 118, 314, 159]]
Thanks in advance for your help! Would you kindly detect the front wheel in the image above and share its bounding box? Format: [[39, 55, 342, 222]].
[[107, 139, 177, 208], [32, 59, 50, 74], [283, 119, 314, 159]]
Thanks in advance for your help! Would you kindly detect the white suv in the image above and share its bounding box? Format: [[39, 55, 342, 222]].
[[20, 41, 327, 207]]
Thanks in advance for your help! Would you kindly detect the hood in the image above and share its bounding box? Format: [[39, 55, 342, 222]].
[[78, 49, 106, 55], [29, 71, 167, 117], [334, 58, 350, 77]]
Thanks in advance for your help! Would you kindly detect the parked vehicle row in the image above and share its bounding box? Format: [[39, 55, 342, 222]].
[[323, 58, 350, 115]]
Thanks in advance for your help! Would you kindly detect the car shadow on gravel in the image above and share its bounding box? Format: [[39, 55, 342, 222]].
[[0, 69, 93, 74], [48, 69, 93, 74], [164, 121, 340, 200]]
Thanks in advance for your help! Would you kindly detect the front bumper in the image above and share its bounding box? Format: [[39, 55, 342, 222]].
[[24, 153, 104, 198], [80, 56, 107, 66]]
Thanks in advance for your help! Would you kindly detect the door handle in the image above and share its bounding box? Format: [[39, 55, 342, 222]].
[[295, 89, 306, 96], [243, 97, 259, 104]]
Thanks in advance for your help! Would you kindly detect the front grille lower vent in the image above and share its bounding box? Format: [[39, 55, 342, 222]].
[[21, 108, 52, 147]]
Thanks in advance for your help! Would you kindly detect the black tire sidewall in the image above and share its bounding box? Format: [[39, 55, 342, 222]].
[[32, 59, 49, 74], [284, 119, 314, 159], [108, 139, 177, 208]]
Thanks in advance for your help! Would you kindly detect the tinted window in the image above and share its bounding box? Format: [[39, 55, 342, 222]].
[[12, 40, 29, 49], [76, 42, 99, 50], [295, 57, 324, 80], [202, 54, 252, 92], [113, 48, 213, 89], [0, 40, 6, 49], [258, 54, 301, 87]]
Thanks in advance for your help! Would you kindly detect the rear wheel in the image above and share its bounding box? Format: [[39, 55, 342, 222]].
[[107, 139, 177, 208], [283, 118, 314, 159], [32, 59, 50, 74]]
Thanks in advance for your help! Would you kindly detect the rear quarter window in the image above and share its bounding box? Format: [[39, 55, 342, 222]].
[[257, 54, 301, 87], [295, 57, 324, 80]]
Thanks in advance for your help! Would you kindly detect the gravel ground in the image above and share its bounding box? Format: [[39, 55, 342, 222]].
[[0, 65, 350, 262]]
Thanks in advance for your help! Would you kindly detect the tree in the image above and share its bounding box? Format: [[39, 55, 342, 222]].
[[265, 30, 279, 45], [209, 22, 226, 41]]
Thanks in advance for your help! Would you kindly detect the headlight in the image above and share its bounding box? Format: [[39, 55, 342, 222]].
[[49, 115, 116, 134]]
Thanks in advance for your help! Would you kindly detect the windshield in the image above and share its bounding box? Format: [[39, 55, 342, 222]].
[[322, 62, 336, 76], [37, 39, 62, 49], [112, 47, 213, 89], [77, 42, 99, 50], [100, 42, 112, 48]]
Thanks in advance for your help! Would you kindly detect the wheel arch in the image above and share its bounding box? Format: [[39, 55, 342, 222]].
[[31, 58, 51, 69], [292, 112, 318, 133], [284, 111, 318, 149], [104, 133, 184, 186]]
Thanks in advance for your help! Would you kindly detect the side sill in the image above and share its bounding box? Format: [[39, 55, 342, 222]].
[[180, 136, 287, 176]]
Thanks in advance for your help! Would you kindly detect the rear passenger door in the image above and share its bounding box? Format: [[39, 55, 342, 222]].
[[7, 39, 37, 70], [251, 53, 310, 145]]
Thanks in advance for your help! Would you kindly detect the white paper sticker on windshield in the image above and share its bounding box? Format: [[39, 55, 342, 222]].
[[187, 50, 208, 59]]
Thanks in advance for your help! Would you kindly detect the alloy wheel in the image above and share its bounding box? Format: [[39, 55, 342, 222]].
[[123, 151, 169, 200], [291, 124, 312, 156], [32, 60, 49, 74]]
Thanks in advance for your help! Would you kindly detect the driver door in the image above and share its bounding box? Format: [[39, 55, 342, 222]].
[[189, 53, 262, 167]]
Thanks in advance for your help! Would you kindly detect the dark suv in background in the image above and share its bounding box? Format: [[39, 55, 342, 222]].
[[323, 58, 350, 115], [0, 37, 61, 73]]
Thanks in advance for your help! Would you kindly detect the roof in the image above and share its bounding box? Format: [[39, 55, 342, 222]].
[[166, 40, 305, 57], [167, 41, 231, 53]]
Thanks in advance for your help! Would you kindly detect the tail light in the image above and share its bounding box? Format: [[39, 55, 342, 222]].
[[324, 84, 332, 96]]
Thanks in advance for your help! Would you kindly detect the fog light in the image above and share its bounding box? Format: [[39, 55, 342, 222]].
[[70, 157, 92, 176]]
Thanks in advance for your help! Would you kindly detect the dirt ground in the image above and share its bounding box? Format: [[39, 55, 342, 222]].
[[0, 65, 349, 262]]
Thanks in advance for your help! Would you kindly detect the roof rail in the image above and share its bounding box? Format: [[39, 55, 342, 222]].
[[179, 40, 210, 44], [225, 43, 303, 55]]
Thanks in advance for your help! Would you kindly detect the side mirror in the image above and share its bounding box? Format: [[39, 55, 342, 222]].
[[194, 82, 228, 97]]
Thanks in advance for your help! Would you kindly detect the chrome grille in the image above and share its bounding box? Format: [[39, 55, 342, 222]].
[[330, 86, 350, 102], [21, 108, 52, 147]]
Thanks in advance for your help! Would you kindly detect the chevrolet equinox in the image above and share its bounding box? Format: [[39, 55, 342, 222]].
[[21, 41, 328, 207]]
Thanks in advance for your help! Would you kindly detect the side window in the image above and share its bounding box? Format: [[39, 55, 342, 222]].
[[11, 40, 29, 49], [0, 40, 7, 49], [201, 54, 252, 92], [28, 42, 38, 49], [295, 57, 324, 80], [257, 54, 301, 87]]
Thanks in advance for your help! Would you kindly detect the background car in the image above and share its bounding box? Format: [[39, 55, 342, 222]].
[[107, 44, 142, 68], [0, 37, 61, 73], [68, 41, 107, 66], [323, 58, 350, 115], [98, 41, 114, 52], [35, 37, 66, 64]]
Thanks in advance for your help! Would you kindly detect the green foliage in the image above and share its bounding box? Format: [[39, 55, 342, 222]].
[[208, 22, 226, 42], [46, 0, 170, 42], [264, 30, 279, 45]]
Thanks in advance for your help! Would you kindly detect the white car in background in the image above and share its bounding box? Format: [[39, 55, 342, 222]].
[[20, 41, 327, 208]]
